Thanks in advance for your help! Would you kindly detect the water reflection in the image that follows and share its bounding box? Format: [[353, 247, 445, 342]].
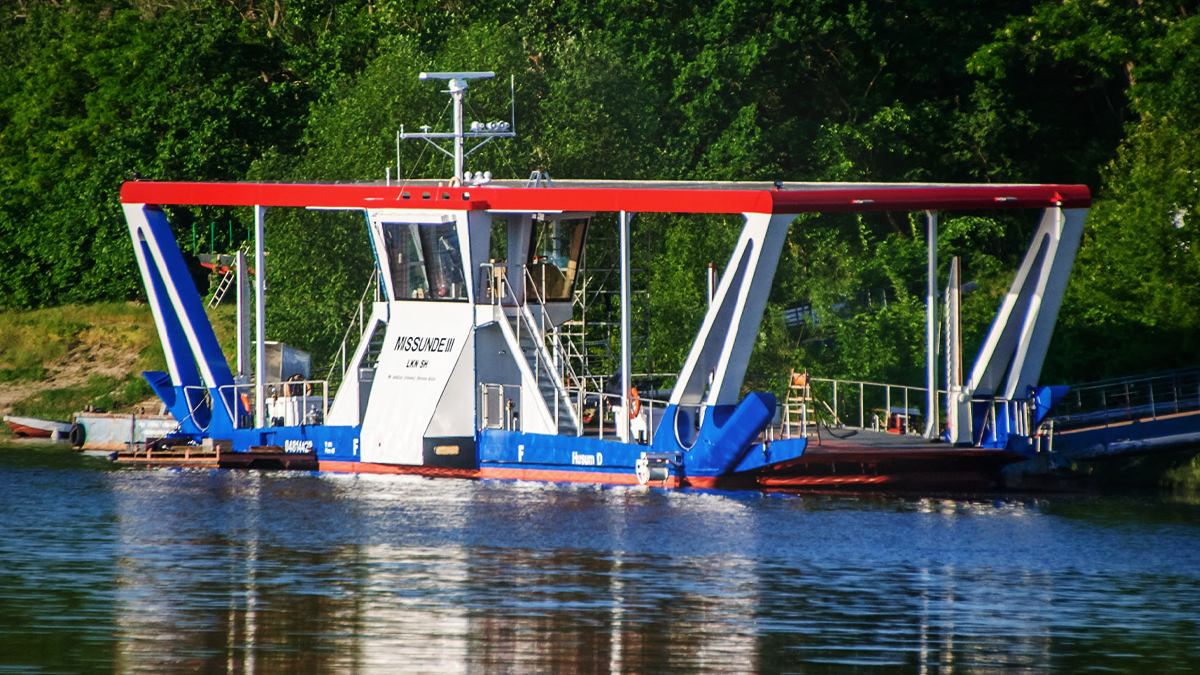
[[2, 447, 1200, 673]]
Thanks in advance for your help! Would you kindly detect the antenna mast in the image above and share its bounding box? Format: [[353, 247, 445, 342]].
[[401, 71, 515, 184]]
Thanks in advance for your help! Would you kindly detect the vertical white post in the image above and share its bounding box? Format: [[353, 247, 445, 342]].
[[620, 211, 633, 443], [254, 205, 267, 429], [947, 256, 968, 444], [451, 79, 465, 183], [925, 210, 938, 439], [706, 262, 715, 307], [236, 250, 250, 380]]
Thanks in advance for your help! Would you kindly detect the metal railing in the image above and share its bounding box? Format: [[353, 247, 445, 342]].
[[805, 376, 1039, 445], [1050, 367, 1200, 429], [809, 377, 932, 434], [218, 380, 330, 430], [972, 397, 1033, 445], [479, 383, 523, 431], [324, 269, 382, 394], [481, 263, 585, 433], [478, 381, 665, 443], [180, 385, 215, 433]]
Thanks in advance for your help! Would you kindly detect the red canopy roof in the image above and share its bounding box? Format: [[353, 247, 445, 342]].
[[121, 180, 1091, 214]]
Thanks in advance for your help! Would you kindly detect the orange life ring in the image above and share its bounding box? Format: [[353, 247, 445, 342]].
[[239, 393, 251, 413], [628, 387, 641, 419]]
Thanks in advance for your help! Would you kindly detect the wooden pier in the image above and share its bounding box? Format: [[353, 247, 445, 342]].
[[113, 438, 317, 471]]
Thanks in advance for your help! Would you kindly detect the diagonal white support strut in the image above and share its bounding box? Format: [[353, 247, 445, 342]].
[[671, 212, 795, 408], [951, 207, 1088, 440]]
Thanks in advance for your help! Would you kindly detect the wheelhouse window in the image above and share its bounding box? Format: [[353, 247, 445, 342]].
[[527, 217, 588, 301], [382, 221, 468, 301]]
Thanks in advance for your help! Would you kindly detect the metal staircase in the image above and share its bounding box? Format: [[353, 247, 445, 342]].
[[516, 330, 579, 435], [490, 268, 583, 435]]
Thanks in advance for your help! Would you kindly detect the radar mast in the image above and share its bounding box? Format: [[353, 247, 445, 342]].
[[400, 71, 516, 185]]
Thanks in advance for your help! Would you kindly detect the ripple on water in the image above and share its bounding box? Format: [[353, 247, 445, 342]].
[[2, 446, 1199, 673]]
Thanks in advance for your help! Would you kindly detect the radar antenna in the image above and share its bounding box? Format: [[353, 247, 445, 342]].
[[400, 71, 516, 185]]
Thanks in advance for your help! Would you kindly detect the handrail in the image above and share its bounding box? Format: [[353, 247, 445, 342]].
[[808, 377, 933, 434], [478, 383, 523, 431], [519, 266, 586, 399], [324, 268, 381, 390], [483, 262, 586, 433], [1051, 366, 1200, 428], [479, 381, 663, 443], [181, 385, 214, 433], [218, 380, 329, 429]]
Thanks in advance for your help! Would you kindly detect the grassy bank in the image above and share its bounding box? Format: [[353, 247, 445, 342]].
[[1163, 454, 1200, 499], [0, 302, 237, 435]]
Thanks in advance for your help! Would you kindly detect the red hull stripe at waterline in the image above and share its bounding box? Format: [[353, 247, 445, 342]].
[[318, 461, 480, 479], [316, 461, 692, 487]]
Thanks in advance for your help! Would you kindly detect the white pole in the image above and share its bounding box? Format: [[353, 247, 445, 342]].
[[451, 80, 465, 183], [620, 211, 633, 443], [236, 250, 250, 379], [947, 256, 964, 443], [254, 205, 267, 429], [925, 210, 938, 438], [707, 262, 715, 306]]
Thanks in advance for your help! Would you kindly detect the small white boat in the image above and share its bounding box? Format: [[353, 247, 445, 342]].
[[3, 415, 74, 440]]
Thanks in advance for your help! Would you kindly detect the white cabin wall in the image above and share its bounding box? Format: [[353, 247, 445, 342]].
[[360, 302, 474, 465], [424, 332, 477, 438], [475, 323, 522, 386]]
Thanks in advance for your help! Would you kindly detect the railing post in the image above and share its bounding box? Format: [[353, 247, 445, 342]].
[[1173, 372, 1179, 414], [858, 381, 864, 429], [995, 401, 1002, 440], [833, 380, 839, 423]]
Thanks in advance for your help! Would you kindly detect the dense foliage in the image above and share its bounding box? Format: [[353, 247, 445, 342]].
[[2, 0, 1197, 387]]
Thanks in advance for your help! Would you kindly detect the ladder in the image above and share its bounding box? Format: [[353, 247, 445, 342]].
[[207, 241, 253, 308], [783, 369, 818, 439]]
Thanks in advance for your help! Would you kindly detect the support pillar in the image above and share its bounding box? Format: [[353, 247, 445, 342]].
[[925, 211, 938, 438], [254, 205, 267, 429], [236, 250, 251, 381], [620, 211, 633, 443]]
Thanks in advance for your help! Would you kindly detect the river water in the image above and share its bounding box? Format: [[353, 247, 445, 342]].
[[2, 444, 1198, 674]]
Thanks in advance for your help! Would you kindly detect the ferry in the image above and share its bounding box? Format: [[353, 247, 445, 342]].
[[118, 72, 1092, 490]]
